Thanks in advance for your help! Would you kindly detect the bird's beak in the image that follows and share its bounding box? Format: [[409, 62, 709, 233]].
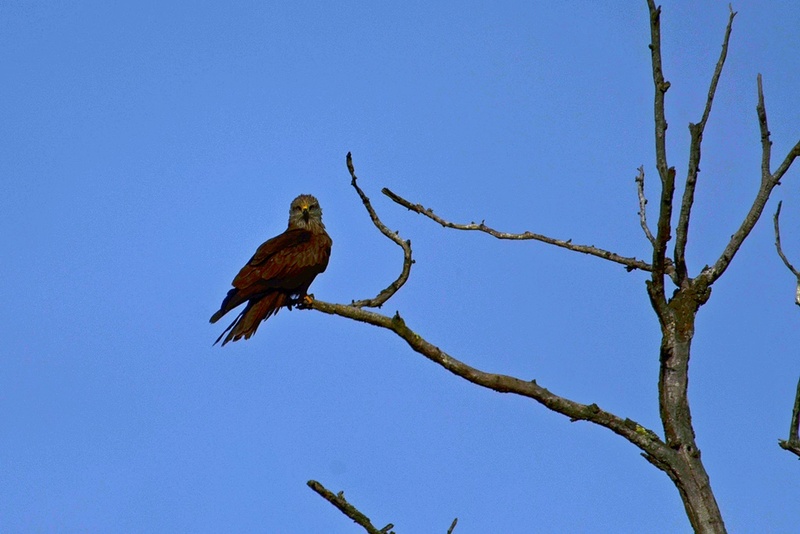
[[302, 206, 310, 221]]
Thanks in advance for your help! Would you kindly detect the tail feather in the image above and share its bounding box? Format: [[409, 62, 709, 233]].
[[213, 309, 244, 345], [213, 292, 288, 346], [210, 288, 244, 324]]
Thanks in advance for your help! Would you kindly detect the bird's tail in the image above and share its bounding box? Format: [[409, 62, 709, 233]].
[[213, 292, 288, 346], [210, 288, 245, 324]]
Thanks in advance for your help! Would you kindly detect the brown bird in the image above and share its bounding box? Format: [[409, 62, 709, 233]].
[[210, 194, 332, 346]]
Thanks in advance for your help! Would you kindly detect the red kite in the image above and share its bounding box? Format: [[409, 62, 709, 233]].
[[210, 194, 332, 346]]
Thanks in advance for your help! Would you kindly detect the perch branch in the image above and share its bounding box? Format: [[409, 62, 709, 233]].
[[382, 188, 669, 276], [307, 480, 391, 534], [346, 152, 414, 309], [778, 377, 800, 458], [447, 517, 458, 533], [312, 299, 674, 471], [700, 76, 800, 286], [674, 6, 736, 286]]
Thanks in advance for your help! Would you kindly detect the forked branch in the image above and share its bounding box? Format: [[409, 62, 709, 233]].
[[699, 76, 800, 287], [674, 6, 737, 286]]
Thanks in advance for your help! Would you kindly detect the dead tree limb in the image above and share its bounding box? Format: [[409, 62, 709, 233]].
[[772, 202, 800, 458], [773, 201, 800, 306], [345, 152, 414, 309], [307, 480, 393, 534], [645, 0, 674, 320], [635, 166, 657, 248], [698, 76, 800, 287], [382, 187, 665, 276]]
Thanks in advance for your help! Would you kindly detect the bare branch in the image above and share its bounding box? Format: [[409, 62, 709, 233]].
[[345, 152, 414, 308], [700, 76, 799, 286], [307, 480, 392, 534], [773, 202, 800, 298], [674, 6, 737, 285], [773, 139, 800, 183], [315, 298, 669, 457], [312, 299, 672, 470], [646, 0, 674, 314], [382, 188, 665, 275], [778, 376, 800, 458], [447, 517, 458, 534], [646, 1, 671, 185], [635, 166, 657, 247], [757, 74, 773, 180]]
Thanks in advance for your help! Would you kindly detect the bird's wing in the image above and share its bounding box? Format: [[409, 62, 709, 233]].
[[232, 228, 325, 289]]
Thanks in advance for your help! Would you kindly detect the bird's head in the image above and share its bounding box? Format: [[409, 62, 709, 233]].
[[288, 194, 324, 231]]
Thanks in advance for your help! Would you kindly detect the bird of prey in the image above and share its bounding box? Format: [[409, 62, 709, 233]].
[[210, 194, 332, 346]]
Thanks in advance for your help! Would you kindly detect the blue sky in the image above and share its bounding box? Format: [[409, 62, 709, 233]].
[[2, 1, 799, 532]]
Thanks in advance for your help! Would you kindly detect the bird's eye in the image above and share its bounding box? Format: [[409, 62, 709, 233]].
[[310, 204, 319, 210], [293, 206, 302, 211]]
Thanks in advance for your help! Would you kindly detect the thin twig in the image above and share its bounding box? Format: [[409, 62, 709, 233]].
[[635, 166, 657, 247], [773, 139, 800, 181], [447, 517, 458, 533], [773, 202, 800, 306], [778, 376, 800, 458], [307, 480, 390, 534], [345, 152, 414, 308], [382, 188, 667, 276], [674, 5, 737, 286]]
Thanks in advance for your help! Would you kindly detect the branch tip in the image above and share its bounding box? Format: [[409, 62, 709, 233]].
[[308, 480, 389, 534]]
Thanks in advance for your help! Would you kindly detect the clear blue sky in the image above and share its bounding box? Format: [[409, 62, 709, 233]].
[[2, 1, 799, 532]]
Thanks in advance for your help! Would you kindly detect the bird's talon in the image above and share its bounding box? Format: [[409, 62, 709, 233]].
[[296, 294, 315, 309]]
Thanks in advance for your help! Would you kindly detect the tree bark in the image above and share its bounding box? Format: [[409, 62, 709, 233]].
[[651, 284, 725, 533]]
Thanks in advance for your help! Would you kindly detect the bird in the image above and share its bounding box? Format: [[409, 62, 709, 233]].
[[210, 194, 332, 346]]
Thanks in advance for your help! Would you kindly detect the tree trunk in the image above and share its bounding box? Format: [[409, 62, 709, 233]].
[[658, 294, 726, 533]]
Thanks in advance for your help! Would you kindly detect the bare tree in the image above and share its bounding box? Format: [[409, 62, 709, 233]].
[[306, 3, 800, 532]]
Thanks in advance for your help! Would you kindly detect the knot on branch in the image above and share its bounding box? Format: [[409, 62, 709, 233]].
[[391, 312, 406, 328]]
